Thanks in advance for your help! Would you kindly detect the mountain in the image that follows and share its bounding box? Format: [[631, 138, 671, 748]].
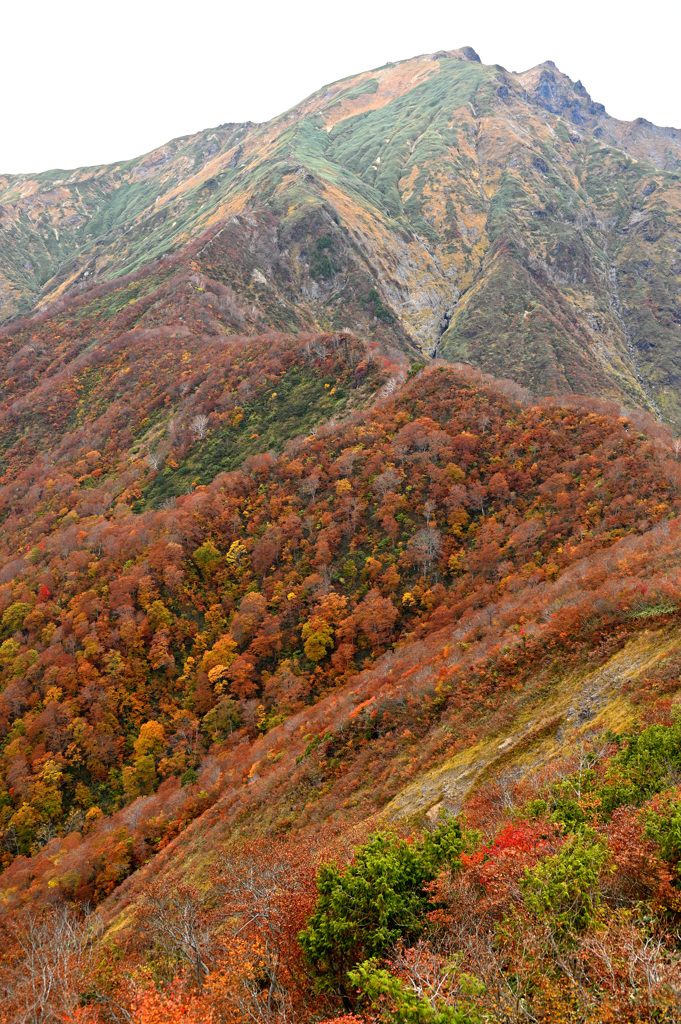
[[1, 46, 681, 425], [2, 47, 681, 1024]]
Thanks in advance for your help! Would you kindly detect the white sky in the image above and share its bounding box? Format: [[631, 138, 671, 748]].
[[2, 0, 679, 174]]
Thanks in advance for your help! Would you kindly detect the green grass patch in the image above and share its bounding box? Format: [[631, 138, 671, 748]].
[[141, 365, 354, 508]]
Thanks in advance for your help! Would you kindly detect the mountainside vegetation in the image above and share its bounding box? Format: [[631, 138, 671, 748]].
[[0, 43, 681, 1024], [2, 48, 680, 424]]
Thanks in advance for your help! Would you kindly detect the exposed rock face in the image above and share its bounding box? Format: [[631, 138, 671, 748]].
[[1, 48, 680, 422], [525, 63, 606, 123]]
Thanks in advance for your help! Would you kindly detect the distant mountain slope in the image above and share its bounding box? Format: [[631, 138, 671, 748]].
[[1, 48, 680, 422]]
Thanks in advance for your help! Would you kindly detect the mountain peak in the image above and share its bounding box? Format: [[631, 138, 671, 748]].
[[1, 48, 681, 989], [518, 60, 607, 123], [0, 44, 680, 425], [453, 45, 481, 62], [429, 45, 481, 63]]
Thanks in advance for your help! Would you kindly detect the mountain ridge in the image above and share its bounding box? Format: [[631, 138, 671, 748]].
[[2, 46, 680, 429], [3, 49, 681, 1020]]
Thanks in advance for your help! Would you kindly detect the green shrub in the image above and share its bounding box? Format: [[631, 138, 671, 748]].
[[299, 817, 464, 996], [367, 287, 395, 322], [1, 602, 32, 636], [350, 959, 481, 1023], [201, 697, 241, 741], [141, 365, 354, 509], [644, 794, 681, 865], [310, 236, 336, 279], [542, 777, 598, 829], [180, 768, 199, 787], [601, 718, 681, 814], [310, 252, 334, 279], [522, 829, 611, 940], [193, 540, 221, 581], [535, 717, 681, 828]]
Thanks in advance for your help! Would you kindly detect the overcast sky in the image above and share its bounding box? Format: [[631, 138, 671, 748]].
[[2, 0, 678, 174]]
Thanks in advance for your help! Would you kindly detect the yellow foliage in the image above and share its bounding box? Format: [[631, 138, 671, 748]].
[[302, 616, 335, 662], [446, 462, 466, 482], [133, 720, 166, 759], [225, 540, 248, 565], [202, 634, 238, 676], [84, 806, 104, 832]]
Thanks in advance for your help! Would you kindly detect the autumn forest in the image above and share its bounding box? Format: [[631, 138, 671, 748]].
[[1, 43, 681, 1024]]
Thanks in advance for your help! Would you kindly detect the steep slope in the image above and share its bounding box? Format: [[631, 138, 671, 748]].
[[0, 230, 408, 512], [1, 279, 681, 1020], [0, 361, 680, 906], [3, 47, 681, 1021], [1, 48, 681, 424]]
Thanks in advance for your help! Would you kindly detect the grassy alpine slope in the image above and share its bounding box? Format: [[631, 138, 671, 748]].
[[1, 48, 680, 422]]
